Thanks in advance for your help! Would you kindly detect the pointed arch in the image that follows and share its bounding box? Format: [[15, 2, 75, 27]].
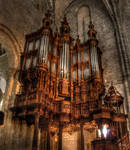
[[77, 6, 90, 43], [0, 23, 21, 71], [0, 23, 21, 111]]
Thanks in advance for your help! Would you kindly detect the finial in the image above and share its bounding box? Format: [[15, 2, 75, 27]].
[[54, 27, 59, 37], [75, 35, 80, 48], [62, 14, 68, 24], [89, 21, 94, 29], [64, 14, 67, 20], [76, 35, 80, 42], [45, 9, 51, 18], [42, 10, 52, 27], [88, 21, 97, 40], [60, 14, 70, 34]]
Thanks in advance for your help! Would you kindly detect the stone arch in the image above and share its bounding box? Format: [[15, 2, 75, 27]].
[[0, 24, 21, 111], [0, 23, 21, 70], [77, 5, 90, 42]]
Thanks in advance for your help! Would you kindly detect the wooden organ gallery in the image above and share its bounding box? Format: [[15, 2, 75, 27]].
[[11, 11, 130, 150]]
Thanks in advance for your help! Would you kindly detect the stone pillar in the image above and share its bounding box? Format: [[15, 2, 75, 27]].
[[40, 129, 48, 150], [47, 128, 50, 150], [102, 0, 130, 139], [58, 125, 62, 150], [50, 132, 58, 150], [32, 114, 40, 150], [81, 124, 84, 150], [77, 129, 81, 150]]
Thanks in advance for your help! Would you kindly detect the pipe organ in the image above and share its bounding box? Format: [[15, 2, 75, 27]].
[[11, 11, 130, 150]]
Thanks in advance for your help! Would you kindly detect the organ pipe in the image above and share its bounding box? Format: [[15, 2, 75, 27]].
[[90, 46, 99, 75], [46, 35, 48, 57], [40, 34, 49, 63], [60, 42, 70, 78], [28, 42, 33, 51], [44, 35, 47, 62], [64, 42, 66, 76], [43, 35, 46, 61], [83, 51, 88, 62], [67, 43, 69, 78], [40, 36, 44, 62]]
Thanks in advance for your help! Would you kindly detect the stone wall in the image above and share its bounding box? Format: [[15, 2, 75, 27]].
[[0, 1, 46, 150], [0, 0, 47, 50]]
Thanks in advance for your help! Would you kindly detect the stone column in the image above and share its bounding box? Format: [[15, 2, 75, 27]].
[[102, 0, 130, 139], [32, 113, 40, 150], [81, 123, 84, 150], [47, 128, 50, 150], [58, 125, 62, 150], [40, 129, 48, 150]]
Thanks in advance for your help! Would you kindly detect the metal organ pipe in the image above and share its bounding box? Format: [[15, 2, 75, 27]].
[[63, 43, 65, 76], [40, 36, 44, 62], [90, 46, 99, 74], [93, 46, 99, 73], [65, 42, 70, 78], [90, 47, 93, 73], [93, 47, 96, 74], [64, 42, 66, 77], [67, 44, 69, 78], [46, 36, 49, 61], [64, 42, 67, 77], [60, 42, 70, 78], [95, 47, 99, 73], [41, 36, 44, 61], [63, 42, 65, 76], [42, 35, 45, 62], [60, 50, 62, 76], [40, 34, 49, 63], [53, 47, 57, 56], [60, 44, 64, 78], [62, 43, 64, 77], [43, 35, 46, 61], [66, 44, 68, 72], [93, 47, 96, 73], [44, 35, 47, 62]]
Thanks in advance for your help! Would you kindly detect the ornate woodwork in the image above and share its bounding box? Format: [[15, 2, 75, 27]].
[[10, 11, 129, 150]]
